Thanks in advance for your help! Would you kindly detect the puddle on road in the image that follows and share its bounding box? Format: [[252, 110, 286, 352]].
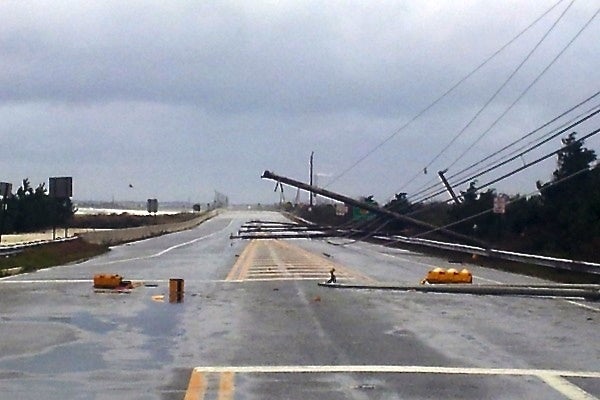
[[119, 301, 186, 368], [70, 311, 116, 334], [0, 342, 107, 374]]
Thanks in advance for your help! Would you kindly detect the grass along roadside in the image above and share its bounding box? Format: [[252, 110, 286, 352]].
[[0, 238, 108, 276]]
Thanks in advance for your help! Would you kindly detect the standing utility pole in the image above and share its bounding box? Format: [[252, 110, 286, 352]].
[[309, 151, 314, 208]]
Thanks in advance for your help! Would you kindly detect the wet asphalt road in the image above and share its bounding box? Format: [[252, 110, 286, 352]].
[[0, 210, 598, 399]]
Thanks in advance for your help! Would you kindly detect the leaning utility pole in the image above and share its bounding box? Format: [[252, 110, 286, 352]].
[[438, 169, 461, 204], [262, 170, 488, 247]]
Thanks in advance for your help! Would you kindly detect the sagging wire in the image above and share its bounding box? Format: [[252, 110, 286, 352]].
[[444, 3, 600, 173], [407, 92, 600, 202], [411, 107, 600, 204], [323, 0, 567, 190]]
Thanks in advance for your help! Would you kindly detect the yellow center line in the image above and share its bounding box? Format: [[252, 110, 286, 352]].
[[184, 369, 206, 400], [226, 240, 256, 280], [218, 371, 235, 400], [237, 240, 258, 280]]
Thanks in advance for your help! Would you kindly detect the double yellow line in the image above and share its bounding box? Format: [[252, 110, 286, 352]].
[[226, 240, 258, 281], [184, 369, 235, 400]]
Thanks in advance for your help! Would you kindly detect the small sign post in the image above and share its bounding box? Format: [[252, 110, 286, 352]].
[[49, 177, 73, 240], [0, 182, 12, 244], [147, 199, 159, 214]]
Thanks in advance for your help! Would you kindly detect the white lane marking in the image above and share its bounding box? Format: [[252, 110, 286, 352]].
[[474, 276, 504, 284], [538, 374, 599, 400], [352, 243, 435, 268], [0, 279, 241, 284], [191, 365, 600, 378], [565, 300, 600, 312], [0, 279, 93, 284], [102, 220, 235, 265]]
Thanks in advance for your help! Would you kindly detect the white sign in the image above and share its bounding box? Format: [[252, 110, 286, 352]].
[[335, 203, 348, 216], [493, 194, 508, 214]]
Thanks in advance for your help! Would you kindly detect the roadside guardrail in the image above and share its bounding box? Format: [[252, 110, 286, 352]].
[[284, 212, 600, 275], [374, 234, 600, 276], [285, 212, 600, 275], [0, 236, 78, 256]]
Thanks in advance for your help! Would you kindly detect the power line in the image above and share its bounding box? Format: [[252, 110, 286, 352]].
[[472, 127, 599, 193], [415, 126, 600, 204], [445, 4, 600, 172], [448, 91, 600, 182], [323, 0, 566, 189], [446, 106, 600, 187], [409, 102, 600, 203], [397, 0, 577, 193], [407, 91, 600, 201]]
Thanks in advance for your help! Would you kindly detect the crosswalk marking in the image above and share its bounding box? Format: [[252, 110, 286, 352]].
[[226, 239, 374, 282]]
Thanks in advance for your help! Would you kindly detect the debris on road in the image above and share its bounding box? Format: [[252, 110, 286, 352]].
[[169, 278, 184, 303], [93, 273, 141, 293], [327, 268, 337, 284]]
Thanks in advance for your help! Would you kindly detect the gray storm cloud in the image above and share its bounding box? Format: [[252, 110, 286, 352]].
[[0, 1, 598, 203]]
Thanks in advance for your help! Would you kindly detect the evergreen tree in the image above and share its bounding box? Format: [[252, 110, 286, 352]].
[[3, 179, 75, 233], [536, 132, 597, 257]]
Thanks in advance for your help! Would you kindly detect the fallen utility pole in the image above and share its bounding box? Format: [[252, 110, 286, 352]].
[[262, 170, 488, 247]]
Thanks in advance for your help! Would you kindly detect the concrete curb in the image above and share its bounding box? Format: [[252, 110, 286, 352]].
[[318, 282, 600, 300]]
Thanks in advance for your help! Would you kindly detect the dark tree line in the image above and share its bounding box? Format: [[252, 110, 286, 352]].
[[0, 179, 75, 233]]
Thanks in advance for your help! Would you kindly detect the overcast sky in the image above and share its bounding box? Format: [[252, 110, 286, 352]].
[[1, 0, 598, 205]]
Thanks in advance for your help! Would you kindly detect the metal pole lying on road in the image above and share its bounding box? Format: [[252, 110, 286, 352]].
[[261, 170, 488, 247]]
